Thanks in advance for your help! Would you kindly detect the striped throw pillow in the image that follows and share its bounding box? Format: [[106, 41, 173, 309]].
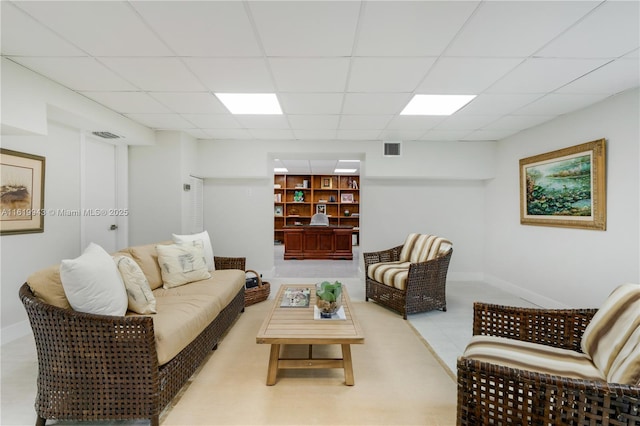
[[581, 283, 640, 377], [607, 325, 640, 385], [399, 233, 420, 262]]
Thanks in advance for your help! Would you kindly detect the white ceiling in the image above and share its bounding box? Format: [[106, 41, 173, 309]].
[[2, 1, 639, 174]]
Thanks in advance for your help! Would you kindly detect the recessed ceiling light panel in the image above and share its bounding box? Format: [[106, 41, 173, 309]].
[[400, 94, 476, 116], [334, 168, 357, 173], [215, 93, 283, 115]]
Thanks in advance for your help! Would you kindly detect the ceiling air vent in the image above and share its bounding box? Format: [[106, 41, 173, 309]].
[[92, 131, 122, 139], [383, 141, 402, 157]]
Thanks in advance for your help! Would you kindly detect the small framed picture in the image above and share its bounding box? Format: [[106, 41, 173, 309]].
[[316, 204, 326, 214], [1, 148, 46, 235], [274, 205, 283, 216], [321, 177, 332, 189], [341, 193, 354, 203]]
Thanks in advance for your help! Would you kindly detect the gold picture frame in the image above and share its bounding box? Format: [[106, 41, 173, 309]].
[[519, 139, 606, 230], [1, 148, 46, 235], [321, 177, 332, 189]]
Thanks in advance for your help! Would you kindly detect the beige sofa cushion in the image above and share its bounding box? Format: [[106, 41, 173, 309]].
[[463, 335, 605, 382], [145, 270, 244, 365], [124, 241, 172, 290], [608, 325, 640, 385], [367, 261, 411, 290], [27, 264, 71, 310], [153, 269, 245, 310], [581, 283, 640, 376]]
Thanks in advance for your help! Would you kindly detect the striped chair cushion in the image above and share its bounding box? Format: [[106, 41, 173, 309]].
[[367, 261, 411, 290], [463, 335, 605, 382], [607, 325, 640, 385], [581, 283, 640, 377], [399, 233, 420, 262], [369, 234, 452, 290]]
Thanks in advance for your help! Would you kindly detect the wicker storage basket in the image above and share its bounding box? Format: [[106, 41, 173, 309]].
[[244, 269, 270, 306]]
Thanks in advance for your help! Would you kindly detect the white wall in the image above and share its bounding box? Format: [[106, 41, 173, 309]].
[[1, 123, 83, 341], [484, 89, 640, 308], [195, 139, 496, 277]]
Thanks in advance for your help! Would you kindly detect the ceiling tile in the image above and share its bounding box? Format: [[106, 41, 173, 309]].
[[515, 94, 611, 116], [537, 2, 640, 59], [100, 58, 207, 91], [293, 129, 338, 140], [342, 93, 412, 115], [417, 57, 523, 94], [458, 94, 544, 115], [81, 92, 171, 114], [270, 58, 350, 92], [249, 1, 360, 56], [462, 129, 519, 141], [150, 92, 228, 114], [8, 57, 136, 91], [180, 114, 242, 129], [235, 115, 291, 129], [556, 58, 640, 95], [249, 129, 295, 140], [124, 113, 195, 130], [132, 1, 261, 56], [378, 129, 427, 141], [205, 129, 252, 140], [487, 58, 610, 94], [483, 115, 554, 131], [446, 1, 599, 57], [288, 115, 340, 130], [279, 93, 344, 114], [385, 116, 445, 131], [15, 1, 172, 56], [420, 130, 472, 141], [1, 2, 85, 56], [347, 57, 436, 92], [184, 58, 275, 92], [336, 130, 382, 140], [339, 115, 393, 130], [355, 1, 478, 56], [434, 115, 500, 131]]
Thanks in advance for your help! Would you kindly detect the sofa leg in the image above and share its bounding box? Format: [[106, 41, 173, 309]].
[[35, 416, 46, 426], [150, 414, 159, 426]]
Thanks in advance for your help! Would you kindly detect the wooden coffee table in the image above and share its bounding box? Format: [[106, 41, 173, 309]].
[[256, 284, 364, 385]]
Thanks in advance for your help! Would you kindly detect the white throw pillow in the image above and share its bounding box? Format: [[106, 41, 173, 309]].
[[172, 230, 215, 271], [157, 240, 211, 289], [113, 255, 157, 314], [60, 243, 128, 316]]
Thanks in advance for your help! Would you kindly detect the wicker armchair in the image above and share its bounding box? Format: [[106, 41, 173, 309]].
[[457, 302, 640, 425], [363, 237, 452, 319]]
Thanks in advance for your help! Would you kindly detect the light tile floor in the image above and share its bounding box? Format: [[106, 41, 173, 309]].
[[1, 246, 537, 424]]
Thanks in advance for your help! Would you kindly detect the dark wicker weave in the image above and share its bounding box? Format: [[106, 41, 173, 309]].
[[20, 268, 245, 426], [457, 302, 640, 425], [363, 245, 452, 319]]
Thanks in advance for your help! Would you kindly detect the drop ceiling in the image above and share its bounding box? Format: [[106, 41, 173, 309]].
[[1, 1, 638, 148]]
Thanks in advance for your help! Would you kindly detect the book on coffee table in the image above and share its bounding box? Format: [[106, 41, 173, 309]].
[[280, 288, 310, 308]]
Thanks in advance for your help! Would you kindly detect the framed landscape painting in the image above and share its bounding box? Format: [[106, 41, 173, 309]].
[[520, 139, 606, 230], [1, 149, 46, 235]]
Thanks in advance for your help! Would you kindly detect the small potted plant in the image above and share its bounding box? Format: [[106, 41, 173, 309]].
[[316, 281, 342, 318]]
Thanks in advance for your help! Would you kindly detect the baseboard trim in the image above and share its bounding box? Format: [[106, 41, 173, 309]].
[[483, 274, 568, 309]]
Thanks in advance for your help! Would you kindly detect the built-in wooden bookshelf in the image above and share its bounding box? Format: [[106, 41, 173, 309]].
[[274, 174, 359, 245]]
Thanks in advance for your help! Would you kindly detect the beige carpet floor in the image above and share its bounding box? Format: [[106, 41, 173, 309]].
[[161, 300, 457, 426]]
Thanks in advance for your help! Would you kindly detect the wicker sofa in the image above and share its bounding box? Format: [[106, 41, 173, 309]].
[[19, 241, 247, 426], [363, 233, 452, 319], [457, 283, 640, 425]]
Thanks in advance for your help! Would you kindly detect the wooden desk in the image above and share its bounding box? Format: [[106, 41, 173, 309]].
[[256, 285, 364, 385], [283, 225, 353, 260]]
